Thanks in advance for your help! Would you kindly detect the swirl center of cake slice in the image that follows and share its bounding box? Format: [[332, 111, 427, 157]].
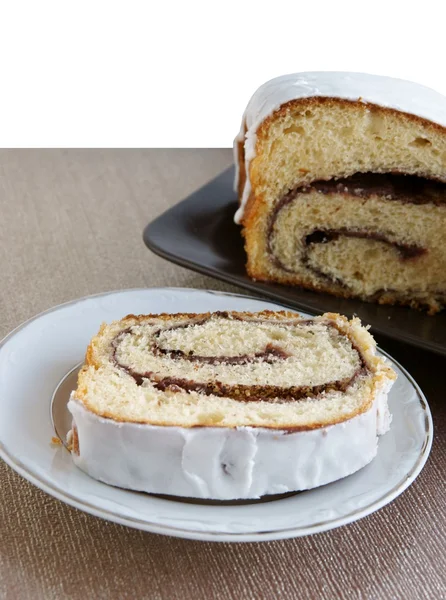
[[73, 310, 394, 430], [112, 314, 362, 391]]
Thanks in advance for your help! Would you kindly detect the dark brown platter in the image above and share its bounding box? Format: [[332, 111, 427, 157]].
[[143, 166, 446, 355]]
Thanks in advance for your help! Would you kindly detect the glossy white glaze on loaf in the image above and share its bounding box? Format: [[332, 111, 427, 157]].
[[68, 381, 391, 500]]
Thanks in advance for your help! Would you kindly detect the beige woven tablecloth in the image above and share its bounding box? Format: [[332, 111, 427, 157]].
[[0, 149, 445, 600]]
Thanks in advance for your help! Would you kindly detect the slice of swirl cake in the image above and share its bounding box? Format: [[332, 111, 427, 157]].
[[68, 310, 396, 500], [234, 72, 446, 313]]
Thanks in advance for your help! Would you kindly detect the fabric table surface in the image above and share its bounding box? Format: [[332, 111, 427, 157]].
[[0, 149, 445, 600]]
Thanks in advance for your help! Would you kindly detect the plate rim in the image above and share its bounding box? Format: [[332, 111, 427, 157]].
[[0, 287, 434, 542]]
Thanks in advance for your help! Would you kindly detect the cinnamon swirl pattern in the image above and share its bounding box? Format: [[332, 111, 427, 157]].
[[110, 312, 366, 404], [267, 174, 446, 312], [75, 310, 395, 430]]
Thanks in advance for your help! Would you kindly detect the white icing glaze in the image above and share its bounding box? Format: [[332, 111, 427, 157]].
[[234, 71, 446, 223], [376, 379, 393, 435], [67, 383, 392, 500]]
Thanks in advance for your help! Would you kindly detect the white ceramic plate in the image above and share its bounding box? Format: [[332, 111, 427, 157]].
[[0, 288, 433, 542]]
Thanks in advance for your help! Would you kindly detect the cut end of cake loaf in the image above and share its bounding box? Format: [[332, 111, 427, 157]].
[[234, 73, 446, 313], [71, 310, 395, 431]]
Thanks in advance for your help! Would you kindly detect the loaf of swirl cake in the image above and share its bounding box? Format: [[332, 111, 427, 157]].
[[234, 72, 446, 313], [68, 310, 396, 500]]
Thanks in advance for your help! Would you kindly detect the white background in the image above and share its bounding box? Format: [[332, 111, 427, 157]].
[[1, 0, 445, 147]]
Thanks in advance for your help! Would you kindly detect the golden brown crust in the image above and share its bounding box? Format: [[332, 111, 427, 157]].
[[120, 309, 299, 323], [236, 120, 247, 201], [246, 263, 443, 315], [71, 426, 79, 455], [73, 311, 394, 431]]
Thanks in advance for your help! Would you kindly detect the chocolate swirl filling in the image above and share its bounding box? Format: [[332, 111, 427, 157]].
[[267, 173, 445, 290], [300, 173, 446, 206], [111, 315, 368, 402], [304, 229, 426, 261]]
